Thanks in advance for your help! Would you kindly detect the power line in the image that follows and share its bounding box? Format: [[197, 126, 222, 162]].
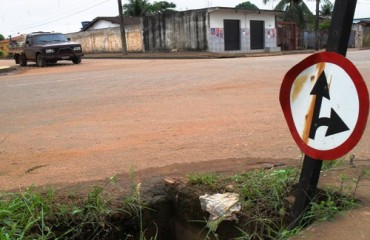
[[3, 0, 110, 32], [2, 0, 111, 34], [17, 0, 109, 29]]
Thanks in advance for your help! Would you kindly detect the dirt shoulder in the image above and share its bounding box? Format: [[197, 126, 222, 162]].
[[292, 160, 370, 240]]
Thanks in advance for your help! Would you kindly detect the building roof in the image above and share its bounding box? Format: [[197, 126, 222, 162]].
[[81, 16, 141, 31], [353, 18, 370, 24], [205, 6, 284, 16]]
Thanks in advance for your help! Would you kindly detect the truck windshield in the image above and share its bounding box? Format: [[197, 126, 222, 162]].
[[34, 34, 68, 44]]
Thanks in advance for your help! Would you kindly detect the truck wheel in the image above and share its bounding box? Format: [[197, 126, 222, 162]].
[[72, 56, 81, 64], [19, 54, 27, 66], [36, 54, 47, 67]]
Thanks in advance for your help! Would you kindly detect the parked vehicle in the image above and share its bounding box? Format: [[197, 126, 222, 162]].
[[9, 32, 84, 67]]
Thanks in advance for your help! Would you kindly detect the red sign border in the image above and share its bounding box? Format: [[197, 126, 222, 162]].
[[280, 52, 369, 160]]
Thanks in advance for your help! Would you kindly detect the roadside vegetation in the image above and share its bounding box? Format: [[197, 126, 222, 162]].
[[0, 160, 368, 240]]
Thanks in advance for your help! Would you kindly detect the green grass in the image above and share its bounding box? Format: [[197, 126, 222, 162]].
[[120, 167, 158, 240], [188, 172, 219, 187], [187, 167, 361, 240], [0, 177, 117, 240], [0, 188, 55, 240], [0, 166, 366, 240]]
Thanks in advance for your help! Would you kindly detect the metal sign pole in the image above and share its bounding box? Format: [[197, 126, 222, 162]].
[[291, 0, 358, 227], [291, 155, 322, 226], [326, 0, 358, 56]]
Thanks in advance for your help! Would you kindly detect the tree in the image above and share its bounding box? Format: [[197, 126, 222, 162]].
[[150, 1, 177, 14], [319, 1, 333, 31], [0, 34, 4, 41], [263, 0, 313, 29], [123, 0, 151, 17], [235, 1, 259, 10], [314, 0, 331, 49], [320, 1, 333, 18], [123, 0, 176, 16]]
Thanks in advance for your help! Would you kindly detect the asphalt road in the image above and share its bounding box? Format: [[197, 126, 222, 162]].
[[0, 50, 369, 190]]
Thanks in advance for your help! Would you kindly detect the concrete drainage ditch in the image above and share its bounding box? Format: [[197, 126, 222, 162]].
[[116, 178, 244, 240]]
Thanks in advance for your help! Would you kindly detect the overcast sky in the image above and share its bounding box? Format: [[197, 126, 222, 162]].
[[1, 0, 369, 37]]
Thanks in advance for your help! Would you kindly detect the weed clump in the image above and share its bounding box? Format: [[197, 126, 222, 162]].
[[187, 167, 361, 240], [0, 177, 118, 240]]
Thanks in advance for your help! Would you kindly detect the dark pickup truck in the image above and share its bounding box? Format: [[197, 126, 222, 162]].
[[10, 32, 84, 67]]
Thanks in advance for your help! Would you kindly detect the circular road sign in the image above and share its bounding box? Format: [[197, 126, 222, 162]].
[[280, 52, 369, 160]]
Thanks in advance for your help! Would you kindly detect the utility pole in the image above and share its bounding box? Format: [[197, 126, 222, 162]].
[[117, 0, 127, 55], [315, 0, 320, 50]]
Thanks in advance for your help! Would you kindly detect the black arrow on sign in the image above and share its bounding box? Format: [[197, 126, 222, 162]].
[[309, 70, 350, 140]]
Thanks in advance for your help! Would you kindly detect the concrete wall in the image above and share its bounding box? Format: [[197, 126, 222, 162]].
[[143, 10, 208, 52], [351, 23, 370, 48], [66, 9, 280, 54], [208, 10, 279, 53], [352, 24, 364, 48], [67, 25, 143, 53], [350, 23, 370, 48], [363, 26, 370, 47], [143, 9, 279, 53]]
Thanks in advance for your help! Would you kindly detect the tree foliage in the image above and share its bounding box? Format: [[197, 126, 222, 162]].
[[150, 1, 177, 14], [235, 1, 259, 10], [319, 1, 333, 30], [263, 0, 314, 29], [320, 1, 333, 18], [123, 0, 151, 16], [0, 34, 4, 41], [123, 0, 176, 16]]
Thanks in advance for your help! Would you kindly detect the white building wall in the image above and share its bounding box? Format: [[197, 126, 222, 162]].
[[209, 11, 275, 28], [89, 20, 120, 30], [208, 10, 279, 53]]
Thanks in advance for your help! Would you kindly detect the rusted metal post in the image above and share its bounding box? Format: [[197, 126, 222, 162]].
[[291, 0, 358, 228]]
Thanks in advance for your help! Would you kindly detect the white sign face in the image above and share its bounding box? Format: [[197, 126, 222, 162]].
[[280, 52, 369, 160], [290, 62, 359, 151]]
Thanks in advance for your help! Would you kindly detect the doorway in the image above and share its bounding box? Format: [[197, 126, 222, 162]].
[[224, 20, 241, 51], [250, 20, 265, 50]]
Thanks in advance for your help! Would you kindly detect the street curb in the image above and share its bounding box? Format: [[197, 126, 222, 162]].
[[0, 66, 16, 74], [83, 50, 316, 60]]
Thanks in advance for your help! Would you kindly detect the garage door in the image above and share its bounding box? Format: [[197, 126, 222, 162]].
[[224, 20, 240, 51]]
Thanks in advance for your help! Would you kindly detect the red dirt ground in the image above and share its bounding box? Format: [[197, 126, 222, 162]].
[[1, 51, 370, 240], [0, 51, 369, 193]]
